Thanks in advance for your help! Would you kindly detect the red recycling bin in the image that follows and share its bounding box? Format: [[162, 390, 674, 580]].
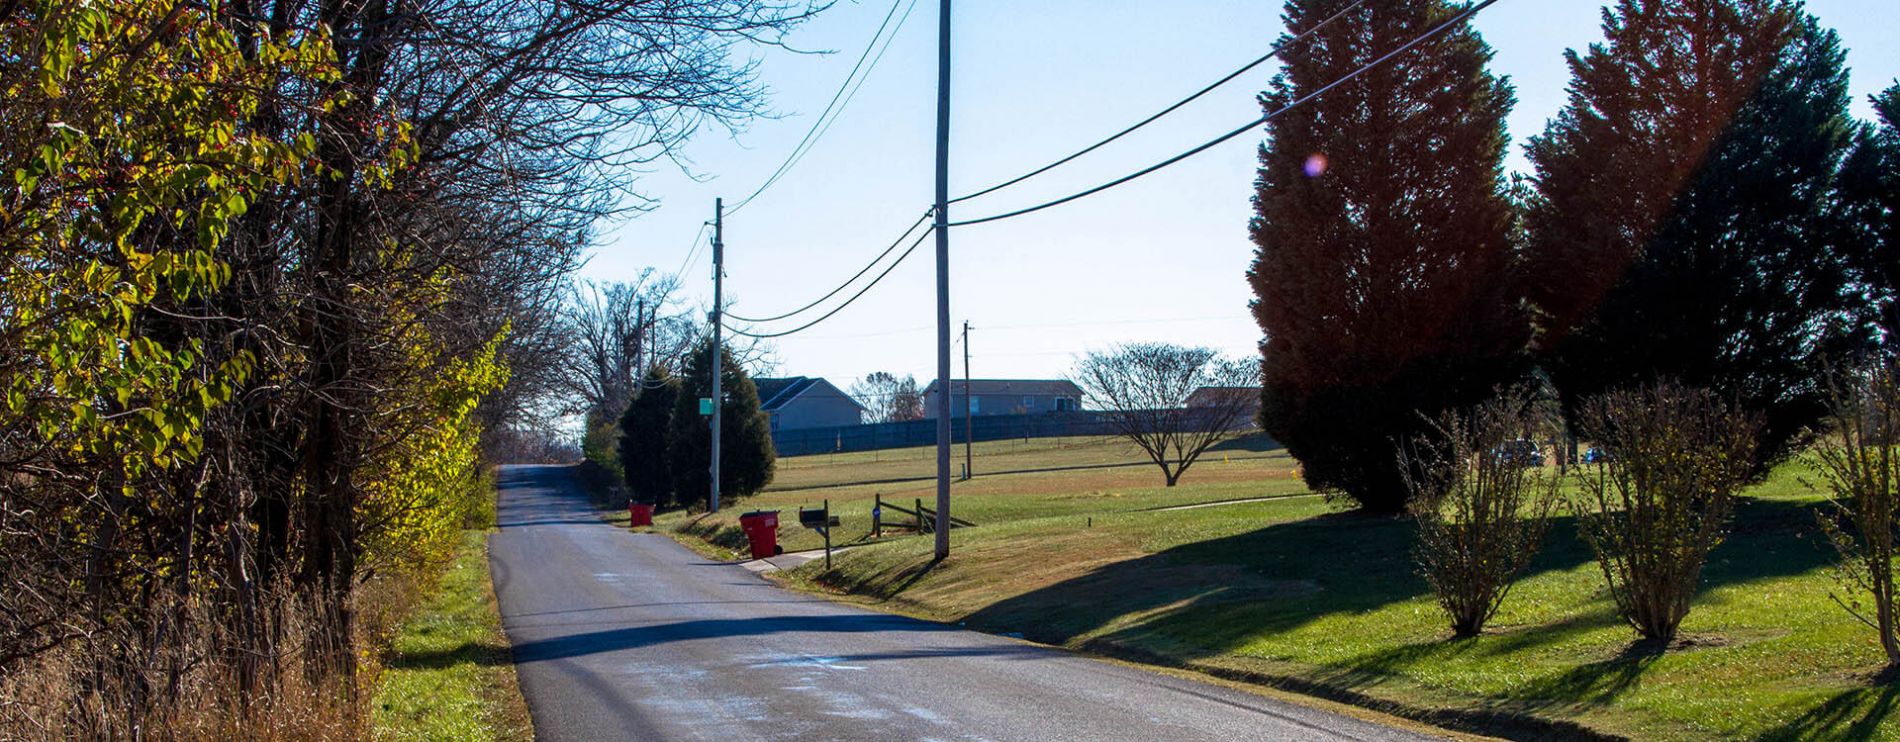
[[738, 510, 781, 559], [627, 502, 654, 527]]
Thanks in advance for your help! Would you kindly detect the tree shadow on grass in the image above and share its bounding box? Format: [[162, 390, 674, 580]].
[[816, 553, 943, 603], [1303, 608, 1628, 697], [942, 495, 1832, 738], [385, 640, 512, 671], [1505, 639, 1669, 714], [965, 496, 1828, 652], [1756, 681, 1900, 741], [678, 513, 749, 553]]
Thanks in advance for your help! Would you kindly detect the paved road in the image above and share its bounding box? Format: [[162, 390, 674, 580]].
[[490, 465, 1437, 742]]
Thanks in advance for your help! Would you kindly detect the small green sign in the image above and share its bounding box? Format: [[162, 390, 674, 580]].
[[699, 397, 714, 416]]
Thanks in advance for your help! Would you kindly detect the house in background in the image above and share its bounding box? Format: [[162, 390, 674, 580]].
[[1185, 386, 1263, 427], [754, 377, 865, 432], [921, 379, 1084, 419]]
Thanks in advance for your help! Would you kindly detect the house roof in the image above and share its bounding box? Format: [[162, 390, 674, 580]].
[[753, 377, 866, 412], [920, 379, 1084, 397]]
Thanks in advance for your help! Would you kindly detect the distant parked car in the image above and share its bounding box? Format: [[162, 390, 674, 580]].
[[1495, 438, 1545, 468], [1582, 446, 1612, 464]]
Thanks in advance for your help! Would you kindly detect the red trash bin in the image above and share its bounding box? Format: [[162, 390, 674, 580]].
[[628, 502, 654, 527], [737, 510, 781, 559]]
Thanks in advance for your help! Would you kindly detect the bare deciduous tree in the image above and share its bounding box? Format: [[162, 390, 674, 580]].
[[1401, 386, 1564, 638], [851, 371, 925, 423], [558, 275, 777, 435], [1074, 343, 1259, 487], [563, 276, 676, 424], [1813, 361, 1900, 669], [1571, 382, 1761, 642]]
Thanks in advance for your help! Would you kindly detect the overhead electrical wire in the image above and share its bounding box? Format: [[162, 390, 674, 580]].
[[947, 0, 1503, 228], [945, 0, 1372, 206], [723, 208, 934, 323], [667, 0, 913, 293], [722, 225, 936, 339], [763, 0, 921, 196], [725, 0, 917, 216], [672, 220, 712, 279], [717, 0, 1502, 339]]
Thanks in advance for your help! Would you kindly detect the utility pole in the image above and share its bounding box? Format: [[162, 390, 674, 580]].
[[931, 0, 952, 560], [634, 297, 645, 383], [710, 199, 725, 514], [962, 320, 972, 480]]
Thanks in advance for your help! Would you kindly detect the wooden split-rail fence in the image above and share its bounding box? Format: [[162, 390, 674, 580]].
[[871, 493, 975, 538]]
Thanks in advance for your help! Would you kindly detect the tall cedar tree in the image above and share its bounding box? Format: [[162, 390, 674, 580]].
[[667, 341, 776, 508], [1249, 0, 1527, 512], [1837, 83, 1900, 346], [620, 365, 681, 505], [1523, 0, 1865, 468]]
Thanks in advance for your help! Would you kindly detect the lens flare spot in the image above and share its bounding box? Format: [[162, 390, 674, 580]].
[[1303, 153, 1329, 178]]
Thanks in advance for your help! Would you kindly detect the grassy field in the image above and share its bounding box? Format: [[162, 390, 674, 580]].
[[654, 435, 1307, 556], [654, 434, 1900, 740], [371, 530, 532, 741]]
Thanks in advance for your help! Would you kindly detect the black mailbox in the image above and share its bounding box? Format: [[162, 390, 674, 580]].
[[799, 508, 839, 529], [801, 501, 841, 570]]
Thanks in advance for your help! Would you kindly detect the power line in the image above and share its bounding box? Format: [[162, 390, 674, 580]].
[[722, 225, 936, 339], [945, 0, 1371, 206], [723, 208, 934, 323], [672, 221, 711, 279], [762, 0, 921, 198], [732, 311, 1246, 344], [726, 0, 917, 216], [946, 0, 1504, 229], [780, 325, 934, 341]]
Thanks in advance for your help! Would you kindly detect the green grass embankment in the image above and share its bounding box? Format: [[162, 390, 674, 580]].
[[371, 530, 532, 741], [655, 434, 1900, 740]]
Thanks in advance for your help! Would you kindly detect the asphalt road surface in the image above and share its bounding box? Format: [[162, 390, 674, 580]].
[[490, 465, 1438, 742]]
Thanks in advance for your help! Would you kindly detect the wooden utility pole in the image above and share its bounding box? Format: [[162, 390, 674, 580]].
[[962, 320, 972, 480], [931, 0, 952, 560], [710, 198, 724, 514], [633, 297, 645, 383]]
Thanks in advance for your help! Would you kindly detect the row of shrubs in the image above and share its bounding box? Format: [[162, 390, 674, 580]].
[[1404, 363, 1900, 665]]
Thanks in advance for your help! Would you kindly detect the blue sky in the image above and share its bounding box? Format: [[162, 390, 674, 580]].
[[585, 0, 1900, 390]]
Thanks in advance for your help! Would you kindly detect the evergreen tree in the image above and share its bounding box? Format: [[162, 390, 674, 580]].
[[667, 340, 776, 508], [1249, 0, 1528, 513], [1523, 0, 1864, 468], [619, 365, 681, 505], [1838, 83, 1900, 347]]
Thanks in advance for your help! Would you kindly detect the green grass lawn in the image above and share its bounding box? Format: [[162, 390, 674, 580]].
[[654, 434, 1306, 556], [371, 530, 532, 741], [655, 434, 1900, 740]]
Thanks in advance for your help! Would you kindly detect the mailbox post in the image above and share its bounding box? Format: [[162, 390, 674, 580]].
[[798, 499, 841, 570]]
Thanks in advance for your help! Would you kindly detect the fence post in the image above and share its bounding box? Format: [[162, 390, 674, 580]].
[[915, 497, 924, 533], [874, 494, 882, 538]]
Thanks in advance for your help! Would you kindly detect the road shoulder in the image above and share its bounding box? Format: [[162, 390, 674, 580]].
[[372, 529, 533, 741]]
